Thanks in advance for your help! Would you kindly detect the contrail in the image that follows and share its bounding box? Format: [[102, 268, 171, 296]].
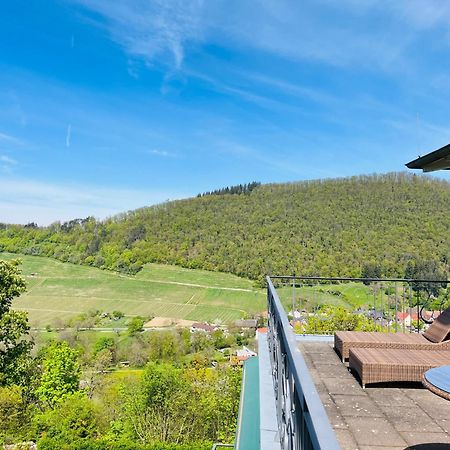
[[66, 124, 72, 148]]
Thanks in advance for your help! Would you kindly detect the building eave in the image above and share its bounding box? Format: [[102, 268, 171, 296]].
[[406, 143, 450, 172]]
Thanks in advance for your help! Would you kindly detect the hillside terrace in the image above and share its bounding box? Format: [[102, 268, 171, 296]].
[[246, 276, 450, 450]]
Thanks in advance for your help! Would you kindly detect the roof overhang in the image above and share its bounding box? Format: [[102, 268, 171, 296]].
[[406, 143, 450, 172]]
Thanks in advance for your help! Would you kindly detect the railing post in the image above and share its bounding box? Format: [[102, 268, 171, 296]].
[[266, 276, 341, 450], [394, 281, 398, 333]]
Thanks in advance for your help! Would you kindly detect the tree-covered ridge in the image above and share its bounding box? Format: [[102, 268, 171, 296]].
[[0, 172, 449, 281], [197, 181, 261, 197]]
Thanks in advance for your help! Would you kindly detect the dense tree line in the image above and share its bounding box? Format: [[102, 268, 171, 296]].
[[197, 181, 261, 197], [0, 173, 449, 283], [302, 305, 383, 334]]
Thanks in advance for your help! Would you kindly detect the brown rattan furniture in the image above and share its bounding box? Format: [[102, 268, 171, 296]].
[[334, 307, 450, 362], [349, 347, 450, 388]]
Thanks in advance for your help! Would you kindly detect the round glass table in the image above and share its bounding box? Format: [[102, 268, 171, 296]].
[[423, 365, 450, 401]]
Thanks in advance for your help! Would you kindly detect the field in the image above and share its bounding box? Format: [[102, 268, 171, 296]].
[[1, 252, 266, 327], [276, 281, 388, 311], [276, 280, 412, 318]]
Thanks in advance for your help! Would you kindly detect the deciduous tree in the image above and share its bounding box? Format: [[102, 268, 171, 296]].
[[0, 259, 31, 386], [36, 341, 80, 408]]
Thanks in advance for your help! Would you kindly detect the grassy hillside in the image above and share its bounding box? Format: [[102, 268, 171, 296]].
[[0, 253, 265, 327], [1, 172, 449, 281], [277, 282, 375, 310]]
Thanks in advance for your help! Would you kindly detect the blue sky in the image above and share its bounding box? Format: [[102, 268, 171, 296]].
[[1, 0, 450, 224]]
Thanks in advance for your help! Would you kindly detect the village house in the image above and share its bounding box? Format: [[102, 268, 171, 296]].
[[230, 346, 257, 366], [190, 322, 217, 333], [234, 319, 257, 329]]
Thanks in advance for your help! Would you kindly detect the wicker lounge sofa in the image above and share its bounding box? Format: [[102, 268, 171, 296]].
[[349, 347, 450, 388], [334, 307, 450, 362]]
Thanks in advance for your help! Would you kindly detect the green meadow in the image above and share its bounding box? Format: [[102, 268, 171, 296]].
[[276, 280, 406, 314], [1, 253, 266, 327]]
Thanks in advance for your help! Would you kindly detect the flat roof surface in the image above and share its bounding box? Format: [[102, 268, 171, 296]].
[[235, 356, 260, 450], [299, 341, 450, 450], [257, 333, 280, 450]]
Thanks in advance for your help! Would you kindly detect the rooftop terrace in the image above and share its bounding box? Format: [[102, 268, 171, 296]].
[[300, 339, 450, 449], [258, 276, 450, 450]]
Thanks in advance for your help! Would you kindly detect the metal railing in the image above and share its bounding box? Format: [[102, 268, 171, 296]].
[[267, 275, 449, 449], [271, 276, 450, 335], [267, 276, 341, 450]]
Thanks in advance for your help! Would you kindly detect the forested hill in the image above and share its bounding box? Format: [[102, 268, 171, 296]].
[[1, 172, 450, 282]]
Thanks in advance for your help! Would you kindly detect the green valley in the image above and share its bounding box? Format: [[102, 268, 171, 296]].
[[0, 253, 265, 328]]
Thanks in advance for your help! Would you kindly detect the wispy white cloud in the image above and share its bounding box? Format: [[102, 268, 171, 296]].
[[387, 1, 450, 29], [234, 71, 339, 106], [0, 155, 17, 165], [218, 2, 416, 72], [66, 124, 72, 148], [0, 132, 22, 145], [127, 59, 140, 79], [7, 91, 27, 126], [0, 178, 187, 225], [186, 69, 306, 114], [148, 149, 175, 157], [71, 0, 450, 74], [0, 155, 18, 174], [74, 0, 205, 69]]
